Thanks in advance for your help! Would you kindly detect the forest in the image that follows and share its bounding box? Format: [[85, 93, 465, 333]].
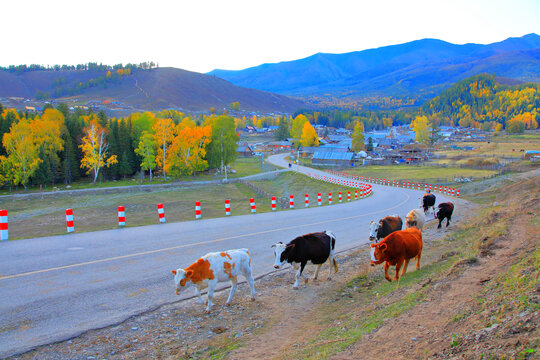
[[0, 74, 538, 189]]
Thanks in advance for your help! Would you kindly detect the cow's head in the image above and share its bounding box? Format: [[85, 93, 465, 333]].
[[171, 268, 193, 295], [271, 242, 294, 269], [370, 243, 387, 266], [405, 211, 416, 228], [368, 220, 380, 241]]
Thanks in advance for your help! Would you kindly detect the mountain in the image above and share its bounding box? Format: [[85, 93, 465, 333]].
[[0, 67, 304, 113], [208, 34, 540, 100]]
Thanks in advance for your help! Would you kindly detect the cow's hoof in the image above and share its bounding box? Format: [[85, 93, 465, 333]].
[[205, 310, 211, 314], [293, 285, 299, 290], [304, 278, 309, 284], [251, 297, 256, 301], [225, 302, 231, 306], [385, 277, 392, 282]]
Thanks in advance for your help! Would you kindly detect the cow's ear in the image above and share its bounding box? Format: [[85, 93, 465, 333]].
[[286, 243, 295, 249], [271, 244, 276, 248], [171, 270, 177, 275], [370, 243, 376, 248], [186, 270, 194, 278], [379, 243, 387, 251]]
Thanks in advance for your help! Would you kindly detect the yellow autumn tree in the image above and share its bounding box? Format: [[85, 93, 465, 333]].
[[152, 117, 175, 179], [1, 119, 42, 189], [410, 115, 431, 145], [300, 121, 319, 147], [79, 118, 118, 183], [166, 125, 212, 176], [291, 114, 309, 147], [351, 121, 365, 152]]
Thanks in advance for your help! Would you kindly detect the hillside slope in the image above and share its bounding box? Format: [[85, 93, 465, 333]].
[[0, 67, 304, 113], [209, 34, 540, 99]]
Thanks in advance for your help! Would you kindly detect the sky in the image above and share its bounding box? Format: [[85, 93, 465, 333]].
[[2, 0, 539, 74]]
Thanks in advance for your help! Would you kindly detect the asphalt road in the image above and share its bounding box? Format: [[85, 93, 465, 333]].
[[0, 154, 451, 358]]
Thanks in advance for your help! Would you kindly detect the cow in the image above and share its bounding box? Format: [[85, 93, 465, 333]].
[[405, 209, 425, 231], [368, 215, 403, 242], [171, 248, 256, 313], [422, 193, 436, 214], [272, 231, 338, 289], [435, 202, 454, 229], [370, 227, 423, 282]]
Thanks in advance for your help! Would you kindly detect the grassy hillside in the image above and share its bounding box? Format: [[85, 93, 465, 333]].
[[0, 67, 304, 112]]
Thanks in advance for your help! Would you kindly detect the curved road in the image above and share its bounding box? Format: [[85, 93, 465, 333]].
[[0, 153, 451, 358]]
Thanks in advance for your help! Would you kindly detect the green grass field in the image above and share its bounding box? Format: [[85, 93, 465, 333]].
[[340, 165, 497, 184]]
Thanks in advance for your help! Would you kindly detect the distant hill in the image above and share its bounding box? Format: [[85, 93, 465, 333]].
[[0, 67, 304, 113], [208, 34, 540, 100]]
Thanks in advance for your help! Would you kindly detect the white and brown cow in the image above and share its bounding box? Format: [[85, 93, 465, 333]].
[[368, 215, 403, 242], [171, 248, 255, 313], [405, 208, 425, 231], [272, 231, 338, 289]]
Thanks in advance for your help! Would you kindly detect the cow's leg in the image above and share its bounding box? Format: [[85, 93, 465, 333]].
[[313, 264, 322, 280], [446, 216, 451, 227], [226, 277, 238, 305], [415, 251, 422, 270], [242, 266, 256, 301], [384, 262, 392, 282], [205, 280, 218, 313], [195, 286, 205, 304], [437, 218, 443, 229], [401, 259, 410, 276], [394, 259, 404, 281], [328, 252, 338, 280], [293, 262, 307, 289]]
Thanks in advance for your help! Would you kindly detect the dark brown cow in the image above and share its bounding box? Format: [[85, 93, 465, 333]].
[[370, 227, 423, 282], [368, 216, 403, 242], [422, 194, 436, 214], [435, 202, 454, 229]]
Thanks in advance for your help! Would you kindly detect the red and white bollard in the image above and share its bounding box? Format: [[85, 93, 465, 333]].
[[328, 192, 332, 204], [347, 191, 351, 202], [452, 188, 455, 197], [317, 193, 322, 206], [195, 201, 202, 219], [0, 209, 8, 241], [271, 196, 276, 211], [338, 192, 342, 203], [225, 199, 231, 216], [250, 198, 256, 213], [66, 208, 74, 233], [354, 190, 358, 200], [305, 194, 309, 207], [157, 203, 166, 223], [118, 206, 125, 226], [456, 190, 460, 197], [289, 195, 295, 209]]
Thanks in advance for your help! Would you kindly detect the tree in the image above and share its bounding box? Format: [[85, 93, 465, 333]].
[[166, 125, 211, 176], [275, 116, 290, 140], [152, 117, 175, 179], [351, 121, 365, 152], [206, 115, 239, 176], [291, 114, 308, 146], [366, 137, 373, 152], [300, 121, 319, 147], [79, 118, 118, 183], [135, 132, 157, 180], [1, 119, 42, 189], [410, 115, 431, 145], [506, 118, 525, 133]]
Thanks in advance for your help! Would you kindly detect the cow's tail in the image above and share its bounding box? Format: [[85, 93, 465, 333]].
[[326, 230, 338, 273]]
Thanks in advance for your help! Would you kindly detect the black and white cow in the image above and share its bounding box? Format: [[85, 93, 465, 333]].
[[272, 231, 338, 289], [368, 216, 403, 242], [422, 193, 436, 214], [435, 202, 454, 229]]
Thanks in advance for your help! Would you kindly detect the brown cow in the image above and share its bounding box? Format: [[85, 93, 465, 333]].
[[368, 215, 403, 242], [370, 227, 423, 282]]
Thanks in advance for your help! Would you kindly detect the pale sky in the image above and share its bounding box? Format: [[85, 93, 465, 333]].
[[2, 0, 539, 73]]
